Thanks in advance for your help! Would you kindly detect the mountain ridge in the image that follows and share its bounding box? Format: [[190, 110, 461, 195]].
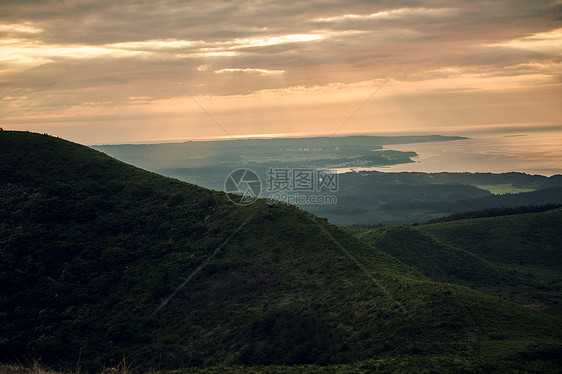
[[1, 131, 560, 372]]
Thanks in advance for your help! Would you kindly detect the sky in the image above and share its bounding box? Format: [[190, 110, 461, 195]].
[[1, 0, 561, 145]]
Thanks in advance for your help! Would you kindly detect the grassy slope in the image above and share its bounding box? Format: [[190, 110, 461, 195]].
[[1, 131, 561, 372], [350, 225, 511, 288], [420, 212, 562, 308], [418, 211, 562, 270], [350, 211, 562, 308]]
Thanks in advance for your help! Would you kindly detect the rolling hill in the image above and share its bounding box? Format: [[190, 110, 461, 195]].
[[1, 131, 561, 372], [350, 210, 562, 310]]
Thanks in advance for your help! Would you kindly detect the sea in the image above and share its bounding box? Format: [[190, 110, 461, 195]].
[[332, 129, 562, 177]]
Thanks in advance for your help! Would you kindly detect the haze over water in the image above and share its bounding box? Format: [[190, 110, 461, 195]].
[[336, 128, 562, 177]]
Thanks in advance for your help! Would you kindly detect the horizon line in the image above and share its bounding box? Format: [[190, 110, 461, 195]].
[[88, 131, 467, 146]]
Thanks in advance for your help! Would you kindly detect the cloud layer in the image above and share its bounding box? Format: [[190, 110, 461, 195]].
[[1, 0, 561, 143]]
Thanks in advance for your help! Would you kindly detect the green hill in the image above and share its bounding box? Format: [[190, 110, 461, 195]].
[[1, 131, 561, 372], [350, 211, 562, 309]]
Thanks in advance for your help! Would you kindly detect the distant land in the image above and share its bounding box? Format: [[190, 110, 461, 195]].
[[92, 135, 468, 170], [92, 135, 562, 225], [304, 171, 562, 225]]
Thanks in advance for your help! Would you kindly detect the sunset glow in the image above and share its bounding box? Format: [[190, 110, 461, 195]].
[[1, 1, 561, 145]]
